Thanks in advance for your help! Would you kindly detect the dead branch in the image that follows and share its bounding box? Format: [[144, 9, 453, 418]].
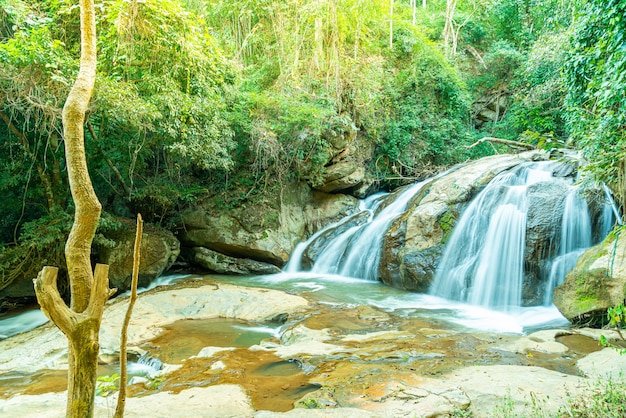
[[466, 137, 536, 150], [114, 213, 143, 418]]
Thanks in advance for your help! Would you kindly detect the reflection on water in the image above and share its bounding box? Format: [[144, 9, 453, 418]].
[[143, 318, 281, 364]]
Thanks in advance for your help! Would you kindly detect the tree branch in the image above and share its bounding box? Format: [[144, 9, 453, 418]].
[[465, 136, 536, 150], [33, 266, 75, 335], [114, 214, 143, 418]]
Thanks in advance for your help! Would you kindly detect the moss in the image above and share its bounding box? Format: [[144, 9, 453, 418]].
[[438, 209, 458, 244]]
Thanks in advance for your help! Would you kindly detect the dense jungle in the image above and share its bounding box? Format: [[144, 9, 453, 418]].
[[0, 0, 625, 417]]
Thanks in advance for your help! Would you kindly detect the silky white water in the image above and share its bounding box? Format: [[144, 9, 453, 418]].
[[542, 186, 593, 305], [429, 163, 557, 310], [290, 181, 428, 280]]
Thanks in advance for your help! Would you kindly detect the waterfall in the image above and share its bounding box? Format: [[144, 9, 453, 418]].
[[286, 157, 613, 314], [560, 187, 592, 253], [542, 186, 593, 305], [287, 181, 428, 279], [429, 164, 549, 310]]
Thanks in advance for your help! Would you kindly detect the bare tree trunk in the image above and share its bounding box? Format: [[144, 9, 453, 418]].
[[465, 136, 536, 150], [63, 0, 100, 313], [443, 0, 456, 57], [33, 1, 113, 417]]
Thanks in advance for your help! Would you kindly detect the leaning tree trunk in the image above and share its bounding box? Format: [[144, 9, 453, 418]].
[[33, 1, 113, 417]]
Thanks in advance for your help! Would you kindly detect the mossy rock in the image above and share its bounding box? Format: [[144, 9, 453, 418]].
[[553, 231, 626, 325]]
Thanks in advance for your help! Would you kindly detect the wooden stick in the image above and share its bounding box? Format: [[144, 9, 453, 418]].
[[465, 136, 536, 150], [114, 213, 143, 418]]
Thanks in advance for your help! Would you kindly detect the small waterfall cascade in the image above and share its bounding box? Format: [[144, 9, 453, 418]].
[[286, 181, 428, 279], [543, 186, 593, 305], [428, 163, 549, 310], [285, 192, 384, 273], [287, 158, 615, 314], [428, 161, 613, 311]]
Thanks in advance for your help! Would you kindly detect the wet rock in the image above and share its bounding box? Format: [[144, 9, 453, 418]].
[[302, 211, 371, 268], [192, 247, 280, 275], [178, 186, 358, 269], [0, 283, 309, 374], [553, 233, 626, 323], [523, 180, 568, 304]]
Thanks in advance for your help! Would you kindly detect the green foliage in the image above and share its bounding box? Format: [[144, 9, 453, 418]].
[[564, 0, 626, 205], [561, 377, 626, 417], [0, 209, 71, 293], [607, 305, 625, 329], [96, 373, 120, 397], [298, 397, 320, 409], [375, 27, 477, 180], [471, 40, 523, 93], [599, 304, 626, 355]]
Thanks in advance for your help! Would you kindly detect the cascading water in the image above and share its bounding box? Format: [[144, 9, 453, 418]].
[[428, 161, 612, 311], [543, 186, 593, 305], [286, 181, 428, 279], [284, 157, 614, 329], [428, 163, 555, 310]]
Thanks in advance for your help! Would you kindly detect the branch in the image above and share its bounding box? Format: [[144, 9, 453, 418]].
[[85, 263, 114, 319], [465, 137, 536, 150], [114, 214, 143, 418], [34, 266, 75, 335]]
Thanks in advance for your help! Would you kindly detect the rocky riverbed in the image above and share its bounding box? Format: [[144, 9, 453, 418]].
[[1, 275, 625, 417]]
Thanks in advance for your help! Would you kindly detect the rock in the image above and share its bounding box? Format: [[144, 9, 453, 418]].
[[314, 163, 366, 193], [192, 247, 280, 275], [554, 236, 626, 322], [498, 329, 571, 354], [0, 385, 255, 418], [577, 348, 626, 379], [523, 180, 568, 304], [0, 283, 310, 374], [444, 365, 586, 417], [553, 232, 626, 323], [380, 151, 548, 291], [98, 218, 180, 293], [179, 185, 359, 269]]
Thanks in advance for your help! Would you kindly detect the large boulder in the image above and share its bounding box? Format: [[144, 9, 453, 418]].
[[98, 219, 180, 292], [315, 163, 366, 193], [522, 180, 568, 304], [553, 232, 626, 324], [178, 185, 359, 269], [380, 151, 548, 291]]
